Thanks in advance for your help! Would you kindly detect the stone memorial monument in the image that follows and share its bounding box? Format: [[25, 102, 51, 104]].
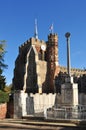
[[61, 32, 79, 106]]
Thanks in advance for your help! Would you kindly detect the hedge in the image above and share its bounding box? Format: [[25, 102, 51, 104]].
[[0, 90, 9, 103]]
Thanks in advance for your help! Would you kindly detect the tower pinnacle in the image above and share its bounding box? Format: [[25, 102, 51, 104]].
[[34, 19, 38, 39]]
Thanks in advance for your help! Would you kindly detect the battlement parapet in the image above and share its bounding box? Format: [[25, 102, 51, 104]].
[[19, 39, 31, 53], [19, 39, 30, 48], [18, 37, 47, 53], [30, 37, 46, 46], [48, 33, 57, 37], [48, 33, 58, 43], [60, 66, 86, 76]]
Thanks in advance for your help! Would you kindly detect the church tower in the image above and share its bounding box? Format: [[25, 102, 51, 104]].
[[45, 33, 59, 93]]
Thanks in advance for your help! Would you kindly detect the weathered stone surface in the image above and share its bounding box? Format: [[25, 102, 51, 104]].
[[61, 83, 78, 106]]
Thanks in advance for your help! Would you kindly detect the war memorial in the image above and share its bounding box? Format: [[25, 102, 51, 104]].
[[12, 22, 86, 120]]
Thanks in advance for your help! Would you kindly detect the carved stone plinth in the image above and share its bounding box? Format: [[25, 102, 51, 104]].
[[61, 77, 78, 106]]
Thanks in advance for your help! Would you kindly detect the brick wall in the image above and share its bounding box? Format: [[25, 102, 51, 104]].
[[0, 103, 7, 119]]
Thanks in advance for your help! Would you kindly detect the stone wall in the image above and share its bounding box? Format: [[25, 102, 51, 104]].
[[79, 93, 86, 105], [30, 93, 56, 113], [14, 91, 28, 118], [0, 103, 7, 119], [14, 91, 56, 118], [13, 91, 86, 118]]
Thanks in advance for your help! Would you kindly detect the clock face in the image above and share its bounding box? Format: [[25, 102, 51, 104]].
[[41, 45, 46, 51]]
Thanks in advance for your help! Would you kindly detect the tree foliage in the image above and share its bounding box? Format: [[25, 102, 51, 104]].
[[4, 84, 12, 94], [0, 40, 9, 103], [0, 41, 8, 90], [0, 40, 8, 70], [0, 90, 9, 103], [55, 71, 86, 94]]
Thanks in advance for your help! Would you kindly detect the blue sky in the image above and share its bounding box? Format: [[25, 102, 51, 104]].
[[0, 0, 86, 85]]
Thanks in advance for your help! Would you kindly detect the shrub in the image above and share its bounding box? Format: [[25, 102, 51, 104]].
[[0, 90, 9, 103]]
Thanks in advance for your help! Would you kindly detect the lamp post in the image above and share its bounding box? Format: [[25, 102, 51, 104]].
[[65, 32, 71, 77]]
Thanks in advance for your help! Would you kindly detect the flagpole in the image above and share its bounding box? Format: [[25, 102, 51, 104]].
[[49, 23, 54, 34], [34, 19, 38, 39], [51, 23, 53, 34]]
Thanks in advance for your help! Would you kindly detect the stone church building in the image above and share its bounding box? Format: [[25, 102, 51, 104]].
[[13, 24, 86, 118], [13, 33, 60, 94], [13, 33, 86, 94]]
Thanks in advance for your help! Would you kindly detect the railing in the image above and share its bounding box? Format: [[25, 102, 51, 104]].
[[45, 105, 86, 120], [27, 104, 86, 120]]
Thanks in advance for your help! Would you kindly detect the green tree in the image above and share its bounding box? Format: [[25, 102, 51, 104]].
[[4, 84, 12, 94], [0, 40, 8, 70], [0, 40, 8, 90], [0, 40, 9, 103]]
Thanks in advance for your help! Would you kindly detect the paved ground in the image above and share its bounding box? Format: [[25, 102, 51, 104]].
[[0, 119, 85, 130], [0, 125, 82, 130], [0, 122, 65, 130]]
